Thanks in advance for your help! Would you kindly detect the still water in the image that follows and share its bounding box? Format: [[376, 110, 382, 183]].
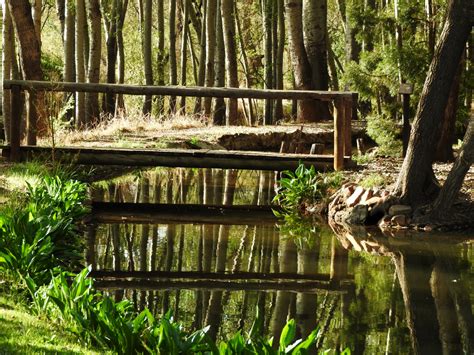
[[85, 168, 474, 354]]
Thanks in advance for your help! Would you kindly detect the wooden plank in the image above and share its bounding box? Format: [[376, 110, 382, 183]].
[[1, 146, 353, 171], [9, 85, 22, 162], [4, 80, 355, 101], [91, 270, 340, 282], [89, 202, 279, 225], [333, 98, 344, 171], [94, 279, 352, 294]]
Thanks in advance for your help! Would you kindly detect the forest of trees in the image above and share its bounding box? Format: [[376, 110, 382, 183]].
[[1, 0, 471, 144]]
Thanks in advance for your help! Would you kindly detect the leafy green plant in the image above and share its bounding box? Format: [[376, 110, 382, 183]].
[[366, 114, 402, 156], [274, 164, 343, 212]]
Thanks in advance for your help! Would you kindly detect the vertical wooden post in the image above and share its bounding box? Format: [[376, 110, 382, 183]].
[[344, 96, 353, 159], [10, 85, 22, 162], [334, 97, 344, 171], [26, 90, 37, 146]]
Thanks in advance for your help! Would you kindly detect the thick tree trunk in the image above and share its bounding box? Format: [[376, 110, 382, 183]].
[[394, 0, 474, 207], [430, 117, 474, 217], [56, 0, 66, 40], [86, 0, 101, 125], [64, 0, 75, 83], [141, 0, 153, 115], [435, 57, 463, 162], [304, 0, 331, 120], [115, 0, 128, 115], [221, 0, 238, 125], [7, 0, 44, 143], [285, 0, 318, 122], [193, 0, 207, 114], [103, 0, 118, 114], [274, 0, 285, 122]]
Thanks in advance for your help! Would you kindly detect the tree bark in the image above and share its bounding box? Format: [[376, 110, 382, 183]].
[[263, 0, 274, 125], [7, 0, 44, 142], [140, 0, 153, 115], [169, 0, 177, 114], [156, 0, 165, 114], [179, 0, 190, 113], [274, 0, 285, 122], [2, 3, 14, 142], [285, 0, 318, 122], [222, 0, 238, 125], [56, 0, 66, 40], [115, 0, 128, 115], [304, 0, 331, 120], [86, 0, 101, 125], [203, 0, 217, 116], [103, 0, 118, 114], [430, 117, 473, 217], [75, 0, 86, 128], [213, 0, 226, 125], [394, 0, 474, 207], [193, 0, 207, 114]]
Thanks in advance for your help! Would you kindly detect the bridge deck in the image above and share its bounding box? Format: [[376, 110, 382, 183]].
[[1, 145, 354, 171]]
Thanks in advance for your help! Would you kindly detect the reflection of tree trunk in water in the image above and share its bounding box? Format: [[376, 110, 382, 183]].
[[270, 239, 297, 346], [102, 227, 111, 269], [296, 241, 320, 342], [174, 225, 186, 320], [258, 171, 270, 205], [85, 224, 97, 269], [430, 261, 461, 354], [248, 226, 258, 272], [205, 170, 238, 340], [330, 236, 348, 284], [138, 177, 150, 310], [393, 250, 441, 354], [432, 245, 474, 353], [162, 174, 175, 314]]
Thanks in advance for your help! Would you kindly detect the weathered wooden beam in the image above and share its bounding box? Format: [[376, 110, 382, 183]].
[[10, 85, 22, 162], [89, 202, 279, 225], [90, 269, 342, 282], [1, 146, 354, 171], [94, 279, 353, 293], [3, 80, 355, 101], [344, 97, 353, 158]]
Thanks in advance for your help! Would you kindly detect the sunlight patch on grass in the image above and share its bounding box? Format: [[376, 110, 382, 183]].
[[0, 297, 101, 354]]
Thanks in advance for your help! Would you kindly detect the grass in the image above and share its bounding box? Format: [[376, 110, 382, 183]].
[[359, 173, 388, 188], [0, 297, 101, 354]]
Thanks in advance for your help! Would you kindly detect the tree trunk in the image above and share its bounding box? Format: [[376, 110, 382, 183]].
[[56, 0, 66, 40], [203, 0, 217, 116], [213, 0, 226, 125], [394, 0, 474, 207], [430, 117, 474, 217], [86, 0, 101, 125], [7, 0, 44, 143], [156, 0, 165, 114], [274, 0, 285, 122], [140, 0, 153, 115], [285, 0, 318, 122], [263, 0, 274, 125], [75, 0, 86, 128], [115, 0, 128, 115], [33, 0, 42, 51], [194, 0, 207, 114], [103, 0, 118, 114], [2, 3, 14, 143], [64, 0, 75, 83], [179, 0, 190, 113], [222, 0, 238, 125], [169, 0, 177, 114], [304, 0, 331, 120], [435, 56, 464, 162]]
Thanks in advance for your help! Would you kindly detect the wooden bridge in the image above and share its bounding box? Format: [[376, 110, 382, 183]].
[[2, 80, 357, 171]]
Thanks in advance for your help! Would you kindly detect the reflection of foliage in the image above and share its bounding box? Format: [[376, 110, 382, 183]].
[[274, 164, 343, 213], [277, 213, 321, 249]]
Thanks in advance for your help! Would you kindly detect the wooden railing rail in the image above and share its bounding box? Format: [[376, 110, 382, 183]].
[[3, 79, 356, 170]]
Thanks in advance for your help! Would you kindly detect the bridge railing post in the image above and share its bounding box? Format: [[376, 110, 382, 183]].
[[10, 84, 22, 162], [334, 97, 344, 171]]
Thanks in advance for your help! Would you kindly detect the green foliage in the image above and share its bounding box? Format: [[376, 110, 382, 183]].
[[274, 164, 343, 212], [366, 114, 402, 156], [359, 173, 387, 189], [0, 176, 88, 285]]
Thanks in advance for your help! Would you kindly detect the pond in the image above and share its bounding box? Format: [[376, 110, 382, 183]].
[[85, 168, 474, 354]]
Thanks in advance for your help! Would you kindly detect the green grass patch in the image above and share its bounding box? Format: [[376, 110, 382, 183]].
[[0, 297, 100, 354], [359, 173, 387, 188]]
